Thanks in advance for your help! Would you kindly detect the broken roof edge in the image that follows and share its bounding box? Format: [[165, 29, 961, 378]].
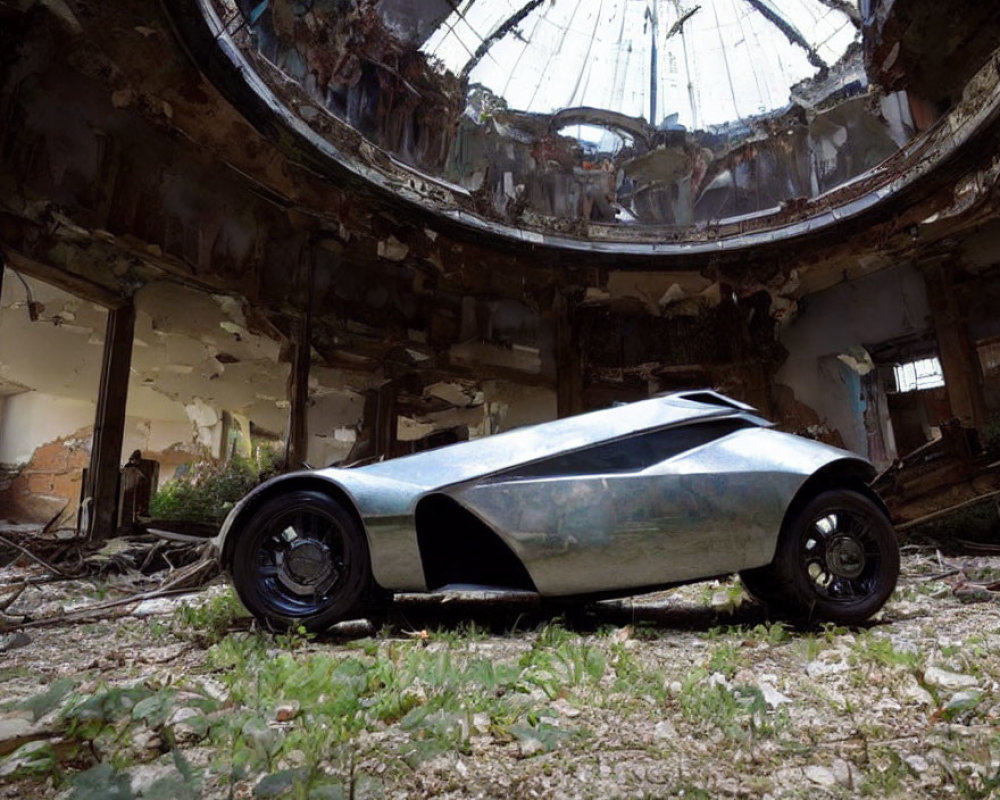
[[162, 0, 1000, 264]]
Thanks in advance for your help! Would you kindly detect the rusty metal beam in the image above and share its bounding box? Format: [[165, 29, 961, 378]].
[[458, 0, 547, 83], [742, 0, 825, 71]]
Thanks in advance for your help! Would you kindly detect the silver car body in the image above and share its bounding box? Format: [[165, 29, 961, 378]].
[[216, 391, 873, 597]]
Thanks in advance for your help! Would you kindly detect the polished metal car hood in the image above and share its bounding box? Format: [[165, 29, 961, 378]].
[[349, 390, 766, 491]]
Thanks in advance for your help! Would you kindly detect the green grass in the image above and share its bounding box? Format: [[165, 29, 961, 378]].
[[172, 586, 249, 644], [850, 632, 922, 672], [674, 668, 790, 743], [1, 620, 611, 797]]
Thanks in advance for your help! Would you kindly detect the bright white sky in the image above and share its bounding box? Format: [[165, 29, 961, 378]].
[[422, 0, 858, 129]]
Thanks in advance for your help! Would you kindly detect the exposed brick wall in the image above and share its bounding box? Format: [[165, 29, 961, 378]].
[[0, 427, 92, 525]]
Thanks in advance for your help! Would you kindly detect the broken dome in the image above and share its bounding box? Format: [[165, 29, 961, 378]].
[[181, 1, 964, 250]]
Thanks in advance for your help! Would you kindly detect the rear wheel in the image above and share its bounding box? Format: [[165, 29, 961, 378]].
[[231, 490, 378, 632], [742, 489, 899, 625]]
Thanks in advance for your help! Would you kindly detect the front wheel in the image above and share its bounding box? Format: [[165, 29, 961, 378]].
[[230, 490, 378, 632], [745, 489, 899, 625]]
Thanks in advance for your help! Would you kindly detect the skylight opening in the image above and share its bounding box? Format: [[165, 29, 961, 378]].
[[556, 124, 632, 157], [421, 0, 859, 131]]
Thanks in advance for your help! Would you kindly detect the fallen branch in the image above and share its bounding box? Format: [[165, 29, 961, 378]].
[[920, 569, 961, 582], [12, 588, 206, 629], [0, 583, 26, 611], [0, 545, 220, 631], [0, 534, 73, 578]]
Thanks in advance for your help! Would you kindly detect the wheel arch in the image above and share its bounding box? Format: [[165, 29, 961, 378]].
[[219, 475, 370, 569], [778, 457, 888, 549]]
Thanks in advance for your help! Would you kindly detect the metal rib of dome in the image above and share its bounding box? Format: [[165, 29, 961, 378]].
[[422, 0, 859, 130]]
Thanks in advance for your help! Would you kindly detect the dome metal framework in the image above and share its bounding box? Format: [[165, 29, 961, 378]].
[[173, 0, 969, 252], [423, 0, 859, 132]]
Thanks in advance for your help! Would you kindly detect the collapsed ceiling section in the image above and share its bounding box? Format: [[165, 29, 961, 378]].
[[189, 0, 942, 245]]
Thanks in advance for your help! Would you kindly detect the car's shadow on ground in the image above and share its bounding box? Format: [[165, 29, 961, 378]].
[[320, 595, 784, 641]]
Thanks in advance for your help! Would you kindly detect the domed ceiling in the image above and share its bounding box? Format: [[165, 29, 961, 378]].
[[174, 0, 993, 253]]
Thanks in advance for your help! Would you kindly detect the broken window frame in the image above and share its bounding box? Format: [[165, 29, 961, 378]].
[[891, 355, 946, 394]]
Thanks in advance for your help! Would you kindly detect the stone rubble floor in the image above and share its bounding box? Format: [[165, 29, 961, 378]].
[[0, 546, 998, 798]]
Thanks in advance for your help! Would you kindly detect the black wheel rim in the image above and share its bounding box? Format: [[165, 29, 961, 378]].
[[800, 508, 883, 603], [252, 505, 348, 617]]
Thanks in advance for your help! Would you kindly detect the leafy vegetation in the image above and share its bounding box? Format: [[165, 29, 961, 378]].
[[3, 620, 606, 797], [149, 449, 277, 523], [7, 556, 1000, 798], [172, 587, 249, 645]]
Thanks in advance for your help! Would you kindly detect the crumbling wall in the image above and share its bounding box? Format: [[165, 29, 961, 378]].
[[0, 390, 216, 524], [776, 263, 933, 460], [0, 425, 91, 524], [234, 0, 462, 172], [0, 393, 94, 466]]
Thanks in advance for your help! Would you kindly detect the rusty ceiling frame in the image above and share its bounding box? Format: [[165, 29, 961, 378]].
[[162, 0, 1000, 267]]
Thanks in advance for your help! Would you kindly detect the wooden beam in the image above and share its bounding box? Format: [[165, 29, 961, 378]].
[[896, 488, 1000, 531], [86, 302, 136, 541], [284, 312, 312, 470], [925, 261, 988, 431], [2, 247, 126, 309]]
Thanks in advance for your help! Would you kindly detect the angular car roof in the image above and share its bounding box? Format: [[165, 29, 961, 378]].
[[347, 390, 766, 490]]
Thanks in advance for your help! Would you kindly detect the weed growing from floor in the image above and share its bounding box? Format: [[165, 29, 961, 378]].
[[2, 620, 609, 796], [850, 631, 922, 672], [172, 586, 249, 644], [675, 668, 790, 744]]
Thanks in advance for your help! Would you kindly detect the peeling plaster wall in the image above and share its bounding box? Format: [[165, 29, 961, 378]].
[[0, 392, 94, 465], [480, 381, 558, 434], [0, 388, 214, 522], [776, 263, 932, 458], [0, 276, 107, 403], [306, 389, 365, 468]]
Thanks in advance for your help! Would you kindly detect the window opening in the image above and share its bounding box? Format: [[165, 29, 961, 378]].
[[892, 356, 945, 393]]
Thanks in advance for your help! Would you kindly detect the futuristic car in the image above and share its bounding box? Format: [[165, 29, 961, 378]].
[[215, 391, 899, 631]]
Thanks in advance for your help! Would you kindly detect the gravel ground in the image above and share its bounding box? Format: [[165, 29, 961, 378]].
[[1, 547, 999, 799]]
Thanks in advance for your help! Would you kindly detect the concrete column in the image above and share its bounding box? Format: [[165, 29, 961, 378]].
[[925, 261, 987, 431], [86, 302, 135, 541]]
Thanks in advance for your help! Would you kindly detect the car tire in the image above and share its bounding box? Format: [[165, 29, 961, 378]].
[[231, 489, 378, 632], [766, 489, 899, 625]]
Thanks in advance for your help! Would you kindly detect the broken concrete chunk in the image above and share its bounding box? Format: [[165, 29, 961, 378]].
[[757, 681, 792, 708], [923, 666, 979, 690], [804, 765, 837, 787]]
